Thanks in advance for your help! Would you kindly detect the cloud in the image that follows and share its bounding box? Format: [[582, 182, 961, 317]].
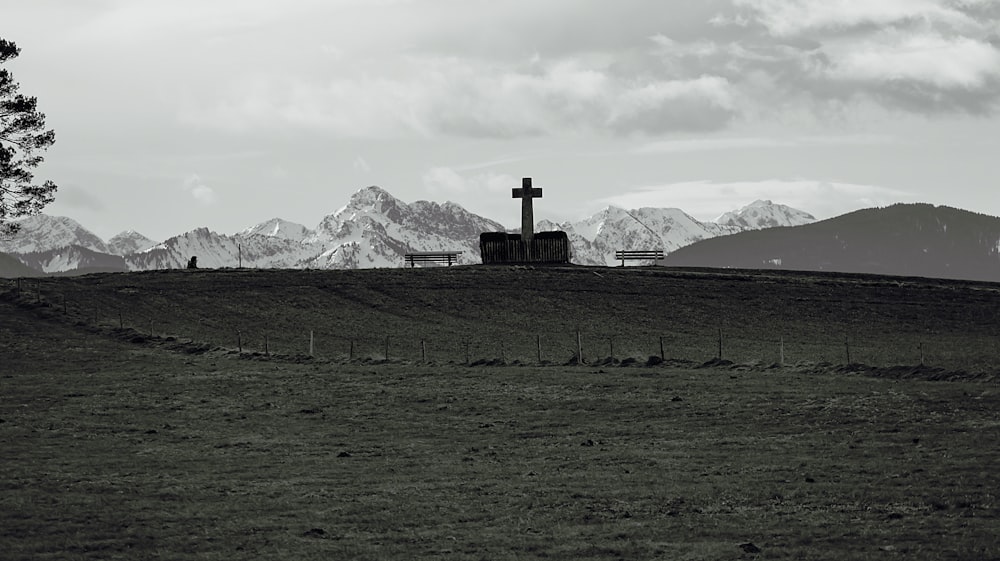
[[54, 185, 104, 211], [599, 179, 917, 221], [179, 54, 738, 138], [722, 0, 1000, 113], [182, 174, 217, 205], [422, 167, 516, 196], [822, 31, 1000, 106], [167, 0, 1000, 138], [732, 0, 973, 35], [75, 0, 368, 41], [352, 156, 371, 173], [634, 134, 892, 153]]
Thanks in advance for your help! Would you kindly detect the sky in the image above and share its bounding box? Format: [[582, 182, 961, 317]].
[[3, 0, 1000, 241]]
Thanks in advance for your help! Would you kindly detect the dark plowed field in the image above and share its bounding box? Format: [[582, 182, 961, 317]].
[[1, 266, 998, 559]]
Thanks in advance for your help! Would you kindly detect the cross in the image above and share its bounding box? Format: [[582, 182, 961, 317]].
[[512, 177, 542, 242]]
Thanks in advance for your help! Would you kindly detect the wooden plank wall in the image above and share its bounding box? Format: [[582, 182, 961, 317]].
[[479, 232, 571, 264]]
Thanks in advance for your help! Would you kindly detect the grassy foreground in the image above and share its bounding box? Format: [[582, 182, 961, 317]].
[[2, 267, 999, 560]]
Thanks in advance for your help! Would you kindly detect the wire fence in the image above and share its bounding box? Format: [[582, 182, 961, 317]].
[[5, 278, 999, 374]]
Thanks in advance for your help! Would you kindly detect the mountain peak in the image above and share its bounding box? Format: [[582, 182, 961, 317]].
[[240, 218, 313, 242], [349, 185, 396, 204], [108, 230, 158, 255], [333, 185, 404, 221], [715, 200, 815, 230], [0, 214, 109, 254]]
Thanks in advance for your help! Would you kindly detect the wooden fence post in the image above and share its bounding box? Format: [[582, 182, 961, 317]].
[[264, 333, 269, 357], [780, 336, 785, 367], [659, 336, 665, 361], [918, 342, 924, 366], [844, 334, 851, 365], [349, 340, 355, 361], [237, 330, 242, 353], [537, 334, 542, 364], [577, 330, 583, 365], [384, 335, 389, 361], [717, 328, 723, 360], [310, 331, 314, 357], [421, 340, 426, 362]]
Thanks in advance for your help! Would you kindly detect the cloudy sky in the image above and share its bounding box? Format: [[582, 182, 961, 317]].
[[4, 0, 1000, 241]]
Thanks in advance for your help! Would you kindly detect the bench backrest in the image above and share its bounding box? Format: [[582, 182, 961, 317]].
[[615, 250, 664, 259], [404, 251, 462, 267]]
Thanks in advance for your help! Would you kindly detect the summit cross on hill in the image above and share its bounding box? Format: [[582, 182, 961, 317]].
[[512, 177, 542, 242]]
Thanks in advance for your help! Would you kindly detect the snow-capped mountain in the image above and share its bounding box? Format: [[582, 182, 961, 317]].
[[120, 187, 505, 270], [0, 215, 109, 254], [538, 200, 813, 266], [240, 218, 313, 242], [107, 230, 158, 255], [539, 206, 732, 266], [306, 186, 505, 268], [0, 186, 817, 275], [125, 227, 316, 270], [715, 199, 816, 229]]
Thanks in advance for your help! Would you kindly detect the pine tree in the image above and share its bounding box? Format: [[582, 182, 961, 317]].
[[1, 37, 58, 237]]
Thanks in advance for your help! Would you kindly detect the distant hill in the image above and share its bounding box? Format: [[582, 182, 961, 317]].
[[663, 203, 1000, 282], [0, 252, 39, 278], [14, 245, 128, 275]]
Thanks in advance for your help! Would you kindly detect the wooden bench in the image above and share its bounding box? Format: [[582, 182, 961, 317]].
[[404, 251, 463, 267], [615, 249, 665, 266]]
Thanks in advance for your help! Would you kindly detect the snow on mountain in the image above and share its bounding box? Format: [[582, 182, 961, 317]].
[[1, 191, 818, 272], [120, 184, 508, 271], [239, 218, 313, 242], [115, 187, 503, 271], [540, 206, 739, 266], [107, 230, 158, 255], [14, 245, 127, 274], [715, 199, 816, 229], [0, 215, 109, 254], [541, 200, 814, 266], [126, 228, 318, 270], [305, 186, 505, 268], [307, 214, 405, 269]]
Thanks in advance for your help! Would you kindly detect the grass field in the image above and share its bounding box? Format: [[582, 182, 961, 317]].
[[5, 265, 1000, 372], [2, 266, 999, 560]]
